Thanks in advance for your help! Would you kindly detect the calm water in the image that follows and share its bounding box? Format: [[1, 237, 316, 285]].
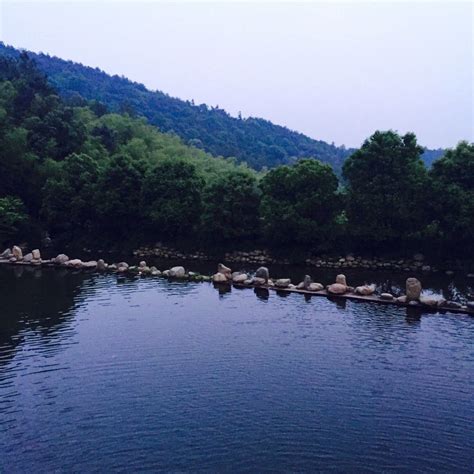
[[0, 266, 473, 472]]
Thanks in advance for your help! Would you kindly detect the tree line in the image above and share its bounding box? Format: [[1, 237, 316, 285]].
[[0, 54, 473, 257]]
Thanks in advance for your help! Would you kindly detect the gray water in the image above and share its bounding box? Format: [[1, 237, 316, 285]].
[[0, 266, 473, 472]]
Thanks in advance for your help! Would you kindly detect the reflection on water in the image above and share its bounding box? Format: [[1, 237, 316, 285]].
[[0, 265, 473, 472]]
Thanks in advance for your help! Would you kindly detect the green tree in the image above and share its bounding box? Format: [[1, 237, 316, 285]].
[[342, 131, 428, 248], [201, 168, 261, 241], [428, 141, 474, 248], [41, 153, 101, 236], [0, 196, 28, 242], [141, 159, 204, 238], [260, 159, 342, 246]]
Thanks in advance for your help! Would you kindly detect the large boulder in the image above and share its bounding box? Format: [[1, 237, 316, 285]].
[[335, 274, 347, 286], [32, 249, 41, 260], [255, 266, 269, 282], [217, 263, 232, 280], [355, 284, 376, 296], [275, 278, 291, 288], [327, 283, 347, 295], [12, 246, 23, 260], [213, 272, 228, 283], [169, 266, 186, 278], [54, 254, 69, 264], [406, 277, 422, 301]]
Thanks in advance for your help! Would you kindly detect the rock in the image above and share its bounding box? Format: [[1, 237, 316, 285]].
[[23, 253, 33, 263], [327, 283, 347, 295], [467, 273, 474, 279], [419, 295, 439, 307], [255, 266, 269, 282], [68, 259, 83, 268], [32, 249, 41, 260], [396, 295, 407, 303], [406, 277, 422, 302], [213, 272, 228, 283], [139, 266, 151, 275], [296, 282, 305, 290], [139, 261, 147, 268], [275, 278, 291, 288], [117, 262, 129, 273], [162, 269, 170, 277], [413, 253, 424, 261], [355, 284, 376, 296], [232, 273, 248, 283], [466, 301, 474, 310], [308, 282, 324, 292], [244, 279, 254, 285], [217, 263, 232, 279], [421, 265, 431, 272], [303, 275, 312, 289], [380, 293, 393, 300], [253, 277, 266, 286], [54, 254, 69, 264], [445, 270, 454, 276], [1, 248, 12, 259], [169, 266, 185, 278], [97, 259, 107, 271], [335, 274, 347, 286], [12, 246, 23, 260], [288, 284, 296, 289], [150, 266, 161, 276], [107, 264, 117, 271]]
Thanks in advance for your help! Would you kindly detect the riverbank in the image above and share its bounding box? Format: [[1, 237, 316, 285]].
[[1, 245, 473, 316]]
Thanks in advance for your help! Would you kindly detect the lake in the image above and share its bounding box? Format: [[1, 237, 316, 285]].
[[0, 265, 473, 472]]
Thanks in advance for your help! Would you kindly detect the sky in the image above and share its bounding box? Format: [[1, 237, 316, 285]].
[[0, 0, 472, 149]]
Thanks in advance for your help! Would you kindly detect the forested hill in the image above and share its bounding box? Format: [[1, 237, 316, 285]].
[[0, 42, 355, 171]]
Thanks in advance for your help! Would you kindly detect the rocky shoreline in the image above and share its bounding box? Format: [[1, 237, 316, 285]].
[[134, 244, 474, 277], [1, 245, 474, 316]]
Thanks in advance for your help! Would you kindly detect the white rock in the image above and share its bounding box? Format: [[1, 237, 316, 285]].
[[169, 266, 185, 278]]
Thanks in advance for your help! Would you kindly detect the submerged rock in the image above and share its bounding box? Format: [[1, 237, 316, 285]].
[[406, 278, 422, 301]]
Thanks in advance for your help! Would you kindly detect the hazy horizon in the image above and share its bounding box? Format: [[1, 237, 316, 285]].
[[1, 1, 472, 149]]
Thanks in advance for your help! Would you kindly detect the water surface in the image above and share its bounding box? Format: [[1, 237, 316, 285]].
[[0, 266, 473, 472]]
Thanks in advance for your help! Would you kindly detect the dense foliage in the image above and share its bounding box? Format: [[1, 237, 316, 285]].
[[0, 54, 472, 257]]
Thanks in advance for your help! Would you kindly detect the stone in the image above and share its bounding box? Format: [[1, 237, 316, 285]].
[[296, 282, 305, 290], [213, 272, 228, 283], [445, 270, 454, 276], [253, 277, 266, 286], [117, 262, 129, 273], [288, 284, 296, 289], [150, 267, 161, 276], [32, 249, 41, 260], [68, 259, 83, 268], [466, 301, 474, 310], [275, 278, 291, 288], [139, 261, 147, 268], [107, 264, 117, 271], [82, 261, 97, 269], [1, 248, 12, 259], [97, 259, 107, 271], [232, 273, 248, 283], [308, 282, 324, 292], [444, 301, 462, 309], [335, 274, 347, 286], [421, 265, 431, 272], [162, 270, 170, 277], [327, 283, 347, 295], [467, 273, 474, 279], [169, 266, 185, 278], [255, 266, 269, 282], [303, 274, 312, 289], [217, 263, 232, 280], [12, 246, 23, 260], [23, 253, 33, 263], [419, 295, 439, 307], [355, 284, 376, 296], [139, 266, 151, 275], [413, 253, 424, 261], [54, 254, 69, 264], [396, 295, 407, 303], [406, 277, 422, 302], [380, 293, 393, 300]]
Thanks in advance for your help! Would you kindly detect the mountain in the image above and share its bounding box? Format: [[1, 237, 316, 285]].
[[0, 43, 444, 172], [0, 42, 355, 172]]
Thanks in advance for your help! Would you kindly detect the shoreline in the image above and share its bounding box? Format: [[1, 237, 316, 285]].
[[1, 246, 473, 317]]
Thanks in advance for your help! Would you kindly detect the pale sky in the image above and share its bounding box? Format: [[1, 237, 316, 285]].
[[0, 1, 472, 148]]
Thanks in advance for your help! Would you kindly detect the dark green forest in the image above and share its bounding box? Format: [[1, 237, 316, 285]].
[[0, 53, 472, 257], [0, 43, 443, 173]]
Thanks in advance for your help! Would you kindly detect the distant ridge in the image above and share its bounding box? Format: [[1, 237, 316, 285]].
[[0, 43, 444, 171]]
